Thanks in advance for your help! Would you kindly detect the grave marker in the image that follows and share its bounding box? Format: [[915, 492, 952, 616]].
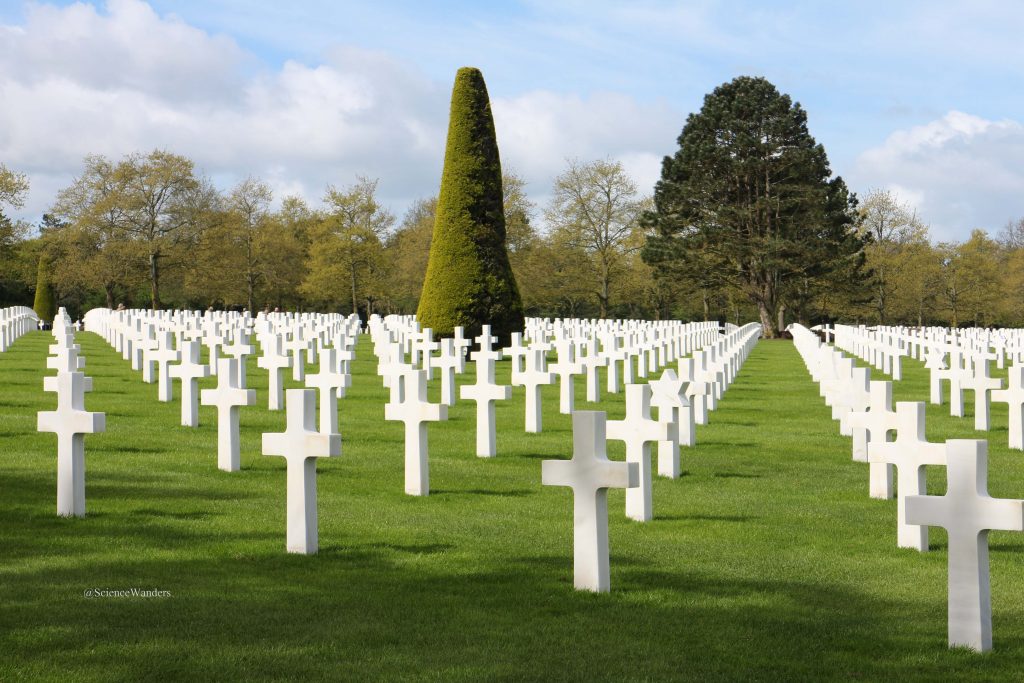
[[200, 358, 256, 472], [867, 402, 946, 549], [37, 372, 105, 517], [384, 369, 447, 496], [262, 389, 341, 554], [168, 340, 209, 427], [542, 411, 639, 592], [906, 440, 1024, 652], [606, 384, 670, 522], [991, 366, 1024, 450]]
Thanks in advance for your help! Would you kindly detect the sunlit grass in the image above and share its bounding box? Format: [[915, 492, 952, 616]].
[[1, 330, 1023, 681]]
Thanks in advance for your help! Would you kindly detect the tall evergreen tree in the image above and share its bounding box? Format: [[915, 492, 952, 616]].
[[32, 253, 56, 323], [643, 76, 867, 336], [417, 67, 523, 343]]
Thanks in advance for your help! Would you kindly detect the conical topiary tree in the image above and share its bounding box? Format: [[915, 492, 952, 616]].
[[32, 253, 56, 324], [416, 67, 523, 344]]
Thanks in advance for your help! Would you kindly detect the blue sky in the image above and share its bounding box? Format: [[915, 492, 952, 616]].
[[1, 0, 1022, 240]]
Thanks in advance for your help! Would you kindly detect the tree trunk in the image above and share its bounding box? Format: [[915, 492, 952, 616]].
[[757, 300, 777, 338], [776, 303, 786, 334], [350, 265, 358, 317], [104, 284, 115, 310], [150, 251, 160, 311], [702, 290, 710, 322], [599, 261, 610, 319]]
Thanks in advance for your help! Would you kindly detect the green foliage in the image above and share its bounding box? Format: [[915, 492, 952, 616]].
[[32, 254, 56, 322], [545, 159, 647, 318], [383, 197, 436, 314], [644, 76, 868, 336], [0, 162, 29, 210], [417, 67, 523, 343], [301, 177, 392, 317]]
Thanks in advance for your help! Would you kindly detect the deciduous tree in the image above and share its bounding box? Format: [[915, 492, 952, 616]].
[[546, 159, 645, 318], [302, 177, 393, 317]]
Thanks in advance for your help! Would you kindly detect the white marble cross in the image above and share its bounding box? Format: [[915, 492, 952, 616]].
[[550, 340, 581, 415], [834, 366, 870, 436], [925, 347, 947, 405], [542, 411, 639, 592], [37, 371, 105, 517], [285, 329, 310, 382], [304, 348, 349, 434], [223, 332, 256, 386], [991, 366, 1024, 450], [906, 440, 1024, 652], [962, 358, 1002, 431], [262, 388, 341, 554], [47, 341, 87, 376], [47, 334, 84, 372], [413, 328, 440, 380], [151, 331, 181, 402], [257, 334, 292, 411], [678, 358, 709, 425], [503, 333, 528, 385], [377, 341, 408, 393], [459, 340, 511, 457], [867, 402, 946, 549], [472, 325, 502, 364], [168, 340, 209, 427], [203, 322, 223, 376], [604, 337, 625, 395], [434, 338, 460, 407], [848, 380, 897, 463], [517, 348, 555, 433], [138, 326, 157, 382], [946, 347, 967, 417], [200, 358, 256, 472], [648, 369, 693, 479], [384, 369, 447, 496], [452, 326, 471, 373], [579, 338, 607, 403], [606, 383, 670, 522]]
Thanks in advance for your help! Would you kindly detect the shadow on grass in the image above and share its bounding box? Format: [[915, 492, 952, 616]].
[[657, 514, 756, 523], [431, 488, 534, 498], [0, 543, 977, 682]]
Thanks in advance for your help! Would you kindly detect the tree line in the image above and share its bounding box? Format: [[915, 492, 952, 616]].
[[1, 76, 1021, 334], [0, 151, 663, 323]]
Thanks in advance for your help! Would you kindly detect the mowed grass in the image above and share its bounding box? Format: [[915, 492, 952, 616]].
[[2, 330, 1024, 681]]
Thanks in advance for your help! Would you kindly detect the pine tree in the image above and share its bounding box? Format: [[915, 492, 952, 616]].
[[643, 76, 867, 336], [416, 67, 523, 343]]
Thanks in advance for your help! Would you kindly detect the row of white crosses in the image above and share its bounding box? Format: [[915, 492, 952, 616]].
[[829, 324, 906, 380], [36, 308, 106, 517], [543, 322, 763, 592], [80, 307, 360, 554], [793, 323, 1024, 652], [365, 315, 730, 490], [0, 306, 39, 351], [823, 323, 1024, 450]]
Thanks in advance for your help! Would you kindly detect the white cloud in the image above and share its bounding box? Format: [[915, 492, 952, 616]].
[[850, 111, 1024, 241], [493, 90, 678, 212], [0, 0, 682, 228]]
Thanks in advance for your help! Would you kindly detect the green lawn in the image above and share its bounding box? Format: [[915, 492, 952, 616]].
[[2, 330, 1024, 681]]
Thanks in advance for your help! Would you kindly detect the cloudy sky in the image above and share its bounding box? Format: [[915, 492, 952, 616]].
[[1, 0, 1021, 241]]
